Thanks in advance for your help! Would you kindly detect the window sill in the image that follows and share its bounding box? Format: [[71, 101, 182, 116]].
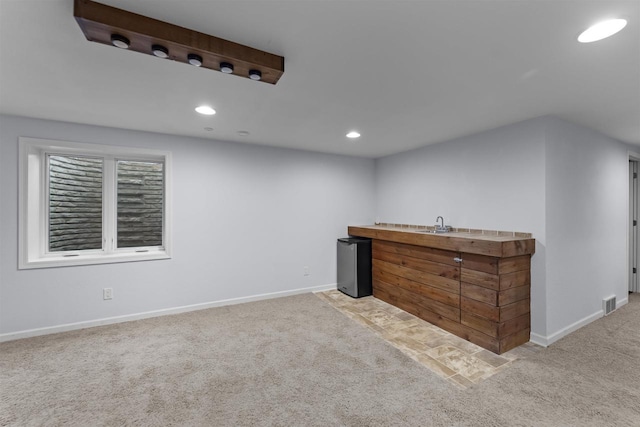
[[19, 251, 171, 270]]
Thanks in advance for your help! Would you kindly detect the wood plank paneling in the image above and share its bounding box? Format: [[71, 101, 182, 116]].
[[461, 311, 498, 337], [467, 335, 500, 354], [500, 298, 530, 322], [501, 240, 535, 258], [375, 279, 460, 321], [498, 285, 530, 306], [462, 312, 531, 343], [453, 322, 500, 354], [373, 250, 459, 280], [498, 255, 530, 274], [461, 254, 498, 274], [499, 270, 531, 290], [461, 283, 497, 305], [372, 281, 397, 307], [373, 266, 459, 307], [498, 313, 530, 337], [500, 328, 531, 353], [373, 259, 460, 294], [373, 240, 460, 266], [461, 296, 500, 322], [461, 269, 499, 290]]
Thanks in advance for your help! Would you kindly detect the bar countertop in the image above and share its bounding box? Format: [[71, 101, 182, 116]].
[[348, 225, 535, 258]]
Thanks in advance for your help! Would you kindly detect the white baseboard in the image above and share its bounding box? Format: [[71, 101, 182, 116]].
[[617, 296, 629, 307], [533, 310, 603, 347], [529, 333, 549, 347], [529, 296, 630, 347], [0, 283, 337, 343], [312, 283, 337, 293]]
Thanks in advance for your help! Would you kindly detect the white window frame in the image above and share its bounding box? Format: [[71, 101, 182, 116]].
[[19, 137, 172, 269]]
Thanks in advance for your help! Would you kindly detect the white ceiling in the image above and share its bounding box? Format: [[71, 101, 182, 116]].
[[1, 0, 638, 158]]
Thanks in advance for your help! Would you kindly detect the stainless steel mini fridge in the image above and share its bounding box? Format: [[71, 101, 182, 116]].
[[337, 237, 372, 298]]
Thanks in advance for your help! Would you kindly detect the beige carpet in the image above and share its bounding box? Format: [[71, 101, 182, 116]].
[[1, 293, 638, 426]]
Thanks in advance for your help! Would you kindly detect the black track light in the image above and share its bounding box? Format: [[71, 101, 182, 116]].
[[151, 44, 169, 58], [248, 69, 262, 81], [220, 62, 234, 73], [110, 34, 130, 49], [188, 54, 203, 67]]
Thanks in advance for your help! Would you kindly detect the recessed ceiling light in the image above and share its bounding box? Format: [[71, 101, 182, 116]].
[[152, 44, 169, 58], [195, 105, 216, 115], [248, 69, 262, 81], [237, 130, 250, 136], [346, 131, 361, 139], [578, 18, 627, 43], [110, 34, 130, 49], [188, 54, 203, 67]]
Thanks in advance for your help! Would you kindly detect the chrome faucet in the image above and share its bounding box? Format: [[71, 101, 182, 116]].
[[435, 216, 450, 233]]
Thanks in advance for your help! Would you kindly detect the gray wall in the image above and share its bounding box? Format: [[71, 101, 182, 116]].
[[543, 117, 629, 342], [375, 117, 548, 337], [0, 115, 375, 336], [0, 114, 632, 346], [375, 116, 630, 343]]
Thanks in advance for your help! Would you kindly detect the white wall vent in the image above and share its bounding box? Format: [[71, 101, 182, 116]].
[[603, 296, 617, 315]]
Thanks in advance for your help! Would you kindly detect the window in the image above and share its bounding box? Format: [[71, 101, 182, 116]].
[[19, 137, 172, 269], [48, 154, 104, 252], [116, 160, 164, 248]]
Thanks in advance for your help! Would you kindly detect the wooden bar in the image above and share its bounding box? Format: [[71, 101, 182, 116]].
[[349, 225, 534, 354]]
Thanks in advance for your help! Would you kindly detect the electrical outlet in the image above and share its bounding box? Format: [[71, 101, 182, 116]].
[[103, 288, 113, 300], [303, 266, 310, 276]]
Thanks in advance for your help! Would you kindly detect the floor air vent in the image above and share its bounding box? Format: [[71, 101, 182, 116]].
[[603, 296, 617, 315]]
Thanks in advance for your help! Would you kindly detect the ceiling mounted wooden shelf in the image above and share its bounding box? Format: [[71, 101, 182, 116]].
[[73, 0, 285, 84]]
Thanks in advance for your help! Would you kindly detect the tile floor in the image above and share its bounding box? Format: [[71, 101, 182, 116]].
[[315, 289, 542, 389]]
